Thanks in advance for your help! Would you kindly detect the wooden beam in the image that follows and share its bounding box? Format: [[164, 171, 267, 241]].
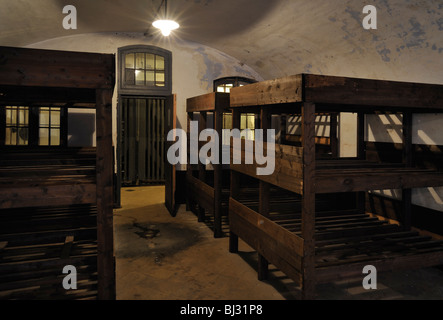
[[0, 46, 115, 89], [402, 111, 413, 231], [229, 109, 241, 253], [303, 74, 443, 109], [213, 104, 223, 238], [0, 184, 96, 209], [198, 111, 207, 223], [95, 88, 115, 300], [301, 102, 316, 300], [186, 92, 229, 112], [230, 74, 303, 107]]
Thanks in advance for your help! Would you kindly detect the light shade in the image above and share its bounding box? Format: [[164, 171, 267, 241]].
[[152, 19, 179, 36]]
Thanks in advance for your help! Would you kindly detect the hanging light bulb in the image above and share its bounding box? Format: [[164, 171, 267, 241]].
[[152, 0, 179, 36], [152, 19, 179, 36]]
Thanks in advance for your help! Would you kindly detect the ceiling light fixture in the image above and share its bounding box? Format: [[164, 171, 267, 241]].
[[152, 0, 179, 36]]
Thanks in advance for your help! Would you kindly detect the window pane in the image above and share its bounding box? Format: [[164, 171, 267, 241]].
[[156, 72, 165, 85], [125, 53, 135, 69], [136, 53, 145, 69], [146, 54, 155, 69], [247, 114, 255, 129], [6, 108, 12, 125], [156, 55, 164, 70], [51, 110, 61, 127], [125, 69, 135, 85], [217, 86, 225, 93], [11, 109, 17, 125], [39, 128, 49, 146], [146, 71, 155, 85], [240, 114, 246, 129], [40, 110, 50, 126], [5, 127, 15, 145], [135, 70, 145, 85], [50, 129, 60, 146], [18, 128, 28, 145]]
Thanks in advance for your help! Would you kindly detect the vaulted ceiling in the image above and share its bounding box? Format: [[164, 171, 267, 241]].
[[1, 0, 442, 82]]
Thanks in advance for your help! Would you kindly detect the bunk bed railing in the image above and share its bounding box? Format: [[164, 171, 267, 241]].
[[229, 137, 304, 195], [229, 197, 304, 284]]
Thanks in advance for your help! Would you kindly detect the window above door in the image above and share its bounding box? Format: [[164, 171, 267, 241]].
[[118, 45, 172, 96]]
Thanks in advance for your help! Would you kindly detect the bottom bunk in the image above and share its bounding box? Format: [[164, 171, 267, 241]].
[[229, 197, 443, 299], [0, 204, 98, 300]]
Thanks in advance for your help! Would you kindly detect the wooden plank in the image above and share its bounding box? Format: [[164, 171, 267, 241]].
[[229, 198, 304, 256], [186, 92, 229, 112], [301, 102, 316, 300], [303, 74, 443, 109], [0, 184, 96, 209], [229, 199, 304, 284], [230, 138, 304, 194], [95, 88, 115, 300], [230, 74, 303, 107], [0, 46, 115, 89]]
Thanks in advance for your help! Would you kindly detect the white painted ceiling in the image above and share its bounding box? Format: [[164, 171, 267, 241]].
[[1, 0, 442, 82]]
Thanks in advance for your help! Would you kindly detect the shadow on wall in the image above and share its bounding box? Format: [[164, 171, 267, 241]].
[[68, 113, 96, 147]]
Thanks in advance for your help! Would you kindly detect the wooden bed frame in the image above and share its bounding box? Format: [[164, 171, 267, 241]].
[[0, 46, 115, 299], [228, 74, 443, 299]]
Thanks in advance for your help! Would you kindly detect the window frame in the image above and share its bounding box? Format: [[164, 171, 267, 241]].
[[1, 105, 67, 147], [118, 45, 172, 96]]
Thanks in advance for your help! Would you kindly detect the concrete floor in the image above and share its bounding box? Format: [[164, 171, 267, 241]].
[[114, 186, 443, 300]]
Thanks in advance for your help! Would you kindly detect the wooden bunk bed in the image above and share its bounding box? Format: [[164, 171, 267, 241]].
[[227, 73, 443, 299], [0, 46, 115, 299], [185, 93, 310, 238]]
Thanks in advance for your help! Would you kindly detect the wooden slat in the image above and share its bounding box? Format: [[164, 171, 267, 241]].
[[186, 92, 229, 112], [230, 74, 303, 107], [229, 198, 304, 257], [0, 184, 96, 209], [230, 138, 304, 194]]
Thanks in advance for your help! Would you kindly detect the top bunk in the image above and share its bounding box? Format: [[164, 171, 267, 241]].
[[0, 46, 115, 109], [230, 74, 443, 113], [186, 92, 230, 113]]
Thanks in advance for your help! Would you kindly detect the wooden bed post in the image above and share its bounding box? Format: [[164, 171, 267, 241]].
[[214, 105, 223, 238], [330, 113, 338, 158], [229, 109, 241, 253], [301, 102, 316, 299], [356, 111, 366, 214], [402, 111, 413, 231], [96, 88, 115, 300], [186, 111, 192, 212], [198, 112, 207, 222], [258, 107, 270, 280]]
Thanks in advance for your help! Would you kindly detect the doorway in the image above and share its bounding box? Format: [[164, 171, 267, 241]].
[[121, 97, 165, 186]]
